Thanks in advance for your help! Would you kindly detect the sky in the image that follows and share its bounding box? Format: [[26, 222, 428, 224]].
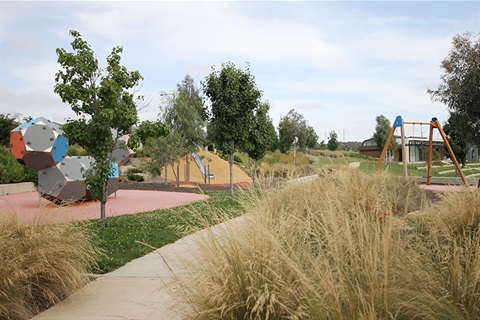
[[1, 1, 479, 142]]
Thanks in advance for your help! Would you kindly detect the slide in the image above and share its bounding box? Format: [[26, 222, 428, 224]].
[[192, 152, 215, 179]]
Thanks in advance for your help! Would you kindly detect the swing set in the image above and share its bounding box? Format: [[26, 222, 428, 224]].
[[375, 116, 467, 186]]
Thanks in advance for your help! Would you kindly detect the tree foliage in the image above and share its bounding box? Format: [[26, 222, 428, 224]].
[[277, 109, 308, 153], [0, 114, 18, 148], [143, 132, 188, 181], [130, 120, 169, 147], [246, 102, 276, 161], [162, 75, 206, 149], [203, 62, 261, 196], [306, 126, 319, 149], [55, 30, 143, 227], [373, 114, 397, 152], [327, 131, 339, 151], [443, 115, 468, 167], [428, 32, 480, 146], [246, 102, 277, 183]]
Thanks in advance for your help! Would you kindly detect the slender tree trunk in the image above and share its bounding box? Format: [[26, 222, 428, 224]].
[[185, 155, 190, 182], [228, 153, 234, 197], [293, 141, 297, 165], [100, 182, 107, 228], [164, 164, 168, 185], [253, 159, 258, 185]]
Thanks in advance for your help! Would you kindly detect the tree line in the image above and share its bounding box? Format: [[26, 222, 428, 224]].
[[6, 29, 479, 224]]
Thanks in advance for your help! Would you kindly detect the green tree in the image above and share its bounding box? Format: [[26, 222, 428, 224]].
[[373, 115, 397, 154], [327, 131, 339, 151], [55, 30, 143, 227], [246, 101, 276, 184], [306, 126, 319, 149], [277, 109, 308, 153], [428, 32, 480, 146], [443, 115, 468, 167], [162, 75, 206, 181], [203, 62, 262, 196], [130, 120, 169, 148], [0, 114, 18, 147], [143, 132, 188, 185]]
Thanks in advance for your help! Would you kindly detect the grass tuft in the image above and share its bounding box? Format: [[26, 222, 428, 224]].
[[0, 211, 99, 320]]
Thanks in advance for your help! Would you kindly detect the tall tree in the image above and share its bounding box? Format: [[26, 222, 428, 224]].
[[305, 126, 319, 149], [55, 30, 143, 227], [143, 132, 188, 184], [428, 32, 480, 146], [373, 114, 397, 154], [161, 75, 206, 181], [327, 131, 339, 151], [443, 115, 468, 167], [246, 101, 276, 184], [203, 62, 261, 196], [277, 109, 308, 153]]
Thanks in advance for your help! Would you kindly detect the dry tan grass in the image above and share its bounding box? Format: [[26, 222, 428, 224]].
[[174, 167, 480, 319], [0, 211, 99, 320]]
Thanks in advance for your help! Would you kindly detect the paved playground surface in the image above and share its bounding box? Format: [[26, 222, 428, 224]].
[[0, 190, 209, 224]]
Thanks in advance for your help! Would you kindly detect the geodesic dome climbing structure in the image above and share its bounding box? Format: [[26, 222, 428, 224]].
[[9, 117, 69, 171], [10, 117, 126, 204]]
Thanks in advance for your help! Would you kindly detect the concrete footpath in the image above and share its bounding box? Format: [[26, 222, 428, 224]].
[[33, 216, 245, 320]]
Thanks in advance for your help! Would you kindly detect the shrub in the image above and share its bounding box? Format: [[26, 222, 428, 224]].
[[127, 173, 144, 182], [0, 213, 98, 319], [127, 167, 143, 174], [233, 154, 243, 165], [67, 144, 88, 156], [0, 146, 37, 185], [255, 161, 317, 179]]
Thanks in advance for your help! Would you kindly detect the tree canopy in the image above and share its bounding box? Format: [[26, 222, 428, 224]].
[[203, 62, 262, 196], [130, 119, 170, 147], [277, 109, 309, 153], [305, 126, 319, 149], [373, 114, 397, 152], [428, 32, 480, 146], [327, 131, 339, 151], [443, 115, 468, 167], [246, 102, 277, 183], [0, 114, 18, 148], [55, 30, 143, 227]]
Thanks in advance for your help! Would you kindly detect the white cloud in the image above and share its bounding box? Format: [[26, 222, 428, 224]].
[[1, 1, 476, 142], [0, 85, 75, 124]]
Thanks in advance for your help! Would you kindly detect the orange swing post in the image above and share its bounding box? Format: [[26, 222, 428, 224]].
[[376, 116, 403, 173], [431, 118, 468, 186]]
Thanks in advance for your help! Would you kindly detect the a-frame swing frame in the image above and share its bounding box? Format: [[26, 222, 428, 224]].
[[375, 116, 467, 186]]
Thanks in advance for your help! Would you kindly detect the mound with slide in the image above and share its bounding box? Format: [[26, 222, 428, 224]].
[[159, 150, 251, 186]]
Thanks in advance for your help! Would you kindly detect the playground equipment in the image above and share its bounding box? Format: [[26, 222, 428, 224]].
[[375, 116, 467, 186], [10, 117, 68, 171], [10, 117, 129, 203], [192, 152, 214, 183]]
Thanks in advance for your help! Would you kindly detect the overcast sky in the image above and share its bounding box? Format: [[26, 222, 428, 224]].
[[1, 1, 478, 142]]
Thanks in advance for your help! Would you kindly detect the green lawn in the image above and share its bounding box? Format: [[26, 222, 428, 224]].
[[79, 190, 243, 274], [359, 160, 480, 177]]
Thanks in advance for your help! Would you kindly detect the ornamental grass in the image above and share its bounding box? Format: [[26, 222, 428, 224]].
[[176, 168, 480, 319], [0, 211, 99, 320]]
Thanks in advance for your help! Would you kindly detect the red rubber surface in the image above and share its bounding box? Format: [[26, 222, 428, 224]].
[[0, 190, 209, 224]]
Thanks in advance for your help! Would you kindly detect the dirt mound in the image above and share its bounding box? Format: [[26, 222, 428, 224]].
[[151, 150, 252, 186]]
